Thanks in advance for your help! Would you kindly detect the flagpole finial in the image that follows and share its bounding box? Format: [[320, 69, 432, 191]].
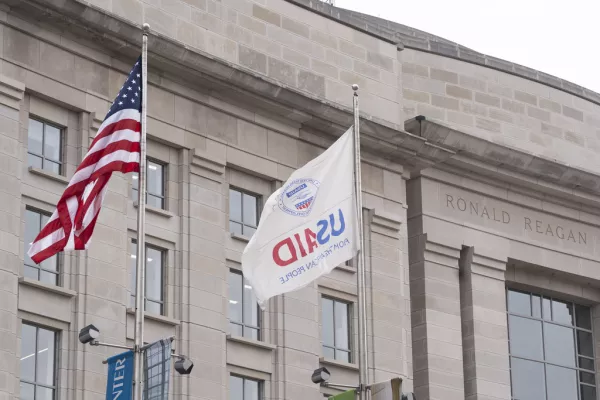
[[143, 23, 150, 34], [352, 84, 359, 92]]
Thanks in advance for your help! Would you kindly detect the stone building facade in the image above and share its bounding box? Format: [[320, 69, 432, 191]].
[[0, 0, 598, 400]]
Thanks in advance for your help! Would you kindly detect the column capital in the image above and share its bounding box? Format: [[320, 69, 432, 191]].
[[0, 74, 25, 110], [462, 247, 507, 281], [409, 234, 462, 269]]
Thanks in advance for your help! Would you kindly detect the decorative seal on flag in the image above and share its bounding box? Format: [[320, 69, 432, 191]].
[[278, 178, 320, 217]]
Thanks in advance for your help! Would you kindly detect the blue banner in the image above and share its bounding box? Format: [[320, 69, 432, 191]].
[[106, 350, 134, 400]]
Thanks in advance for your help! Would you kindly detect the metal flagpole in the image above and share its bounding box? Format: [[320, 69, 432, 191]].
[[133, 22, 150, 400], [352, 84, 369, 400]]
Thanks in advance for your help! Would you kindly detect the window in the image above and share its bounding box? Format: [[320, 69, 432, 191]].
[[321, 297, 351, 362], [132, 160, 165, 209], [130, 240, 165, 315], [228, 270, 260, 340], [507, 289, 596, 400], [20, 323, 57, 400], [229, 375, 261, 400], [27, 118, 62, 175], [24, 209, 59, 285], [229, 189, 259, 237]]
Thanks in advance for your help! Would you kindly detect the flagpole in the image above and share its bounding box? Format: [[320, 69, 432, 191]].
[[352, 84, 369, 400], [133, 22, 150, 400]]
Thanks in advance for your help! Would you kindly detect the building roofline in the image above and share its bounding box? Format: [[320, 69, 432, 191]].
[[285, 0, 600, 107]]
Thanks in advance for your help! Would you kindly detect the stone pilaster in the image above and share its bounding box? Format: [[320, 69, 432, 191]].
[[409, 235, 464, 400], [460, 248, 510, 400]]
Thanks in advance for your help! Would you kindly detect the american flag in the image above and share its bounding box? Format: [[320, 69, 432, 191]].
[[28, 57, 143, 263]]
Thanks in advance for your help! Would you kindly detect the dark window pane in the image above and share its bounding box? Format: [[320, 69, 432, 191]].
[[334, 301, 349, 351], [20, 324, 36, 382], [507, 290, 531, 316], [230, 222, 242, 236], [23, 266, 38, 280], [230, 375, 243, 400], [40, 254, 58, 273], [508, 315, 543, 360], [580, 371, 595, 385], [229, 272, 243, 324], [229, 323, 243, 337], [27, 154, 42, 169], [229, 190, 242, 223], [576, 305, 592, 330], [532, 294, 542, 318], [44, 125, 61, 161], [543, 297, 552, 320], [579, 356, 595, 371], [581, 385, 597, 400], [510, 358, 545, 400], [28, 119, 44, 154], [322, 346, 335, 359], [24, 210, 41, 267], [147, 162, 163, 197], [20, 382, 35, 400], [543, 323, 575, 367], [145, 248, 162, 302], [578, 330, 594, 357], [131, 173, 139, 200], [242, 226, 256, 237], [242, 194, 257, 226], [243, 277, 258, 327], [335, 350, 350, 363], [322, 298, 334, 347], [245, 379, 259, 400], [36, 386, 54, 400], [44, 160, 60, 175], [552, 299, 574, 325], [546, 364, 578, 400], [36, 328, 55, 386]]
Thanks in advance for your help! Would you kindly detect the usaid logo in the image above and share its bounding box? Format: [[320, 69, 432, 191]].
[[278, 178, 320, 217]]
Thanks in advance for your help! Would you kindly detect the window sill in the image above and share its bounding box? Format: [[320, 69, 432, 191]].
[[133, 202, 174, 218], [319, 357, 359, 371], [126, 308, 180, 326], [28, 167, 69, 184], [226, 334, 276, 350], [19, 277, 76, 298], [230, 233, 251, 243], [335, 264, 356, 274]]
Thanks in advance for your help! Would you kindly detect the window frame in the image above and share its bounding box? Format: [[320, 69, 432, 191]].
[[130, 240, 166, 315], [321, 296, 353, 363], [27, 117, 64, 175], [506, 288, 597, 400], [20, 322, 59, 400], [228, 188, 261, 237], [24, 207, 60, 286], [132, 159, 167, 210], [228, 269, 261, 340], [229, 374, 263, 400]]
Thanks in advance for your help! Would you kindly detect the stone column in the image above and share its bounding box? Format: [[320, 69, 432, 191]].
[[460, 248, 510, 400], [409, 235, 464, 400], [0, 74, 24, 400]]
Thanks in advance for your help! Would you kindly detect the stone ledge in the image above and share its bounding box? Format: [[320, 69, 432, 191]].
[[334, 263, 356, 274], [319, 357, 359, 371], [126, 308, 180, 326], [28, 167, 69, 184], [133, 202, 175, 218], [19, 277, 76, 297], [231, 233, 250, 243], [226, 334, 276, 351]]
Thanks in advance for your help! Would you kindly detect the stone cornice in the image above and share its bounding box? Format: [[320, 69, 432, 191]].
[[286, 0, 600, 107], [2, 0, 454, 170], [405, 117, 600, 207]]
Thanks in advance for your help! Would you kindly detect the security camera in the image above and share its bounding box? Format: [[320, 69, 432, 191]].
[[78, 324, 100, 344], [311, 367, 331, 384], [174, 357, 194, 375]]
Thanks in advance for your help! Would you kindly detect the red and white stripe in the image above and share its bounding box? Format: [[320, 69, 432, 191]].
[[28, 109, 141, 263]]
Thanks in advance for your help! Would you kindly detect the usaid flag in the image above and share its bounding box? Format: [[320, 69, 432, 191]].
[[242, 127, 358, 307], [105, 350, 134, 400]]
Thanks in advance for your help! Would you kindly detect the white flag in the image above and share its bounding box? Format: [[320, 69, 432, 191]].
[[242, 127, 359, 307]]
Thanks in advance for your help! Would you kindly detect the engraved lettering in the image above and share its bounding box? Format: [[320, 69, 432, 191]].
[[457, 198, 467, 211], [536, 220, 543, 234], [525, 217, 532, 231], [446, 194, 455, 209], [470, 201, 479, 215], [493, 208, 501, 222], [579, 232, 587, 245], [502, 211, 510, 224], [568, 230, 576, 242], [556, 226, 565, 239], [546, 224, 554, 236], [481, 207, 490, 219]]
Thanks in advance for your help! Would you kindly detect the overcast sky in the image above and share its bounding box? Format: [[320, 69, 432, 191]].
[[336, 0, 600, 93]]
